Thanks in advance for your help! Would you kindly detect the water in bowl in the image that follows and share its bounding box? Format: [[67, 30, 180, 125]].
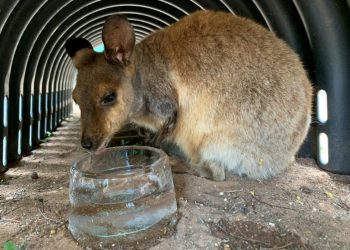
[[68, 146, 177, 246]]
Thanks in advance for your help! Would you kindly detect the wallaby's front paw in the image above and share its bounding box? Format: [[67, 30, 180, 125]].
[[193, 160, 226, 181]]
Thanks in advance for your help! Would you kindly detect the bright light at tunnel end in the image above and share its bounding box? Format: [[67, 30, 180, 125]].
[[93, 44, 104, 53]]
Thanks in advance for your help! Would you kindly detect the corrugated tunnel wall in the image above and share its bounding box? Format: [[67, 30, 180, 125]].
[[0, 0, 350, 174]]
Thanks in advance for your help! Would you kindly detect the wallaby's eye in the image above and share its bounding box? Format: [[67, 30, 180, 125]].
[[101, 92, 117, 105]]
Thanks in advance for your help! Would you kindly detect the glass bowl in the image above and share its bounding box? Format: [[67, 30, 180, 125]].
[[68, 146, 177, 247]]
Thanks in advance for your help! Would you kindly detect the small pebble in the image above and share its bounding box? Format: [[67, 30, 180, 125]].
[[31, 171, 39, 179], [219, 192, 224, 196], [50, 229, 56, 235], [224, 244, 231, 250], [126, 202, 135, 208], [300, 186, 312, 194]]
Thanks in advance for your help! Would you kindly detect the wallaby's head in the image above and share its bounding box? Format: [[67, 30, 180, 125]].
[[65, 15, 136, 153]]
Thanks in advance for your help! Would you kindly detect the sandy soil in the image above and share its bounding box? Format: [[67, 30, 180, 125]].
[[1, 115, 350, 249]]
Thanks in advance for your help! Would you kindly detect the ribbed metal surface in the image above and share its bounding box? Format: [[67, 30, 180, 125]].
[[0, 0, 349, 174]]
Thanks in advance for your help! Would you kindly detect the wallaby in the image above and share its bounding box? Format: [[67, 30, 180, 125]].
[[65, 10, 313, 181]]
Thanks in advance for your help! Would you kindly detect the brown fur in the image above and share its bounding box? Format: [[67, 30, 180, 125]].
[[67, 10, 313, 181]]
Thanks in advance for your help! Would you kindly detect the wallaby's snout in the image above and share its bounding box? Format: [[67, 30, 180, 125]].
[[81, 136, 93, 150]]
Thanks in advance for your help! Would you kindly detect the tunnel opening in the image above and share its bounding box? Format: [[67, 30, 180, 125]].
[[93, 43, 105, 53]]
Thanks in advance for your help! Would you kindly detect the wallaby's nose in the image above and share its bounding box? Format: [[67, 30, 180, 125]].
[[81, 138, 93, 150]]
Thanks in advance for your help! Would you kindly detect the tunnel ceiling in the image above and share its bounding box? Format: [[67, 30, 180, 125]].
[[0, 0, 350, 174]]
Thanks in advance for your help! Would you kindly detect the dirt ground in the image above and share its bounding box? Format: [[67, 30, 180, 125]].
[[1, 114, 350, 249]]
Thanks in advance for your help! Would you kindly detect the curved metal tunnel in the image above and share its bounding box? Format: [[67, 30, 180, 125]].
[[0, 0, 349, 174]]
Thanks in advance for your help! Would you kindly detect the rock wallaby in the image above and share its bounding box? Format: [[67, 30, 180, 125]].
[[65, 10, 313, 181]]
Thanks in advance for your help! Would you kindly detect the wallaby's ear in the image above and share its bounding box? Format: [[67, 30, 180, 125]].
[[65, 37, 93, 58], [65, 37, 95, 68], [102, 15, 135, 66]]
